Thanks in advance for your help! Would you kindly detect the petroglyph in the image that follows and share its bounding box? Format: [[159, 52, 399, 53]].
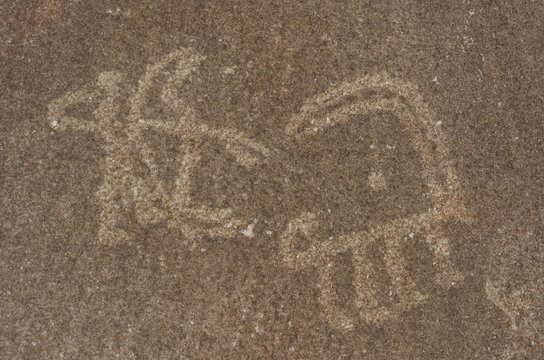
[[281, 73, 470, 328], [49, 50, 470, 330], [48, 48, 269, 246]]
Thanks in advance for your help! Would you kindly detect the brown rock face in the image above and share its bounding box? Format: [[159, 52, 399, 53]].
[[1, 1, 543, 359]]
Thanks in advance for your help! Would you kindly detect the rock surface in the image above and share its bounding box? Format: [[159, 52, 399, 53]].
[[1, 1, 543, 359]]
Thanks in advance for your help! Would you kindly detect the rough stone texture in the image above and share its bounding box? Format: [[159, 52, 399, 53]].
[[1, 1, 543, 359]]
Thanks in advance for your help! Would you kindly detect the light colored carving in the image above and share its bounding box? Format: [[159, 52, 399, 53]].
[[48, 50, 473, 331], [47, 48, 268, 246], [281, 73, 470, 328]]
